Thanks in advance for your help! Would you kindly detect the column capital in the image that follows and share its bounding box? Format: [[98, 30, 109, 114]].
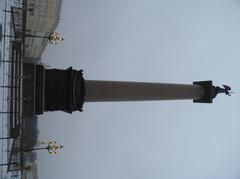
[[193, 81, 232, 103], [193, 81, 214, 103]]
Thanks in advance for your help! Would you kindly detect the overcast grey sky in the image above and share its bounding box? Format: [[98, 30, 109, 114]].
[[38, 0, 240, 179]]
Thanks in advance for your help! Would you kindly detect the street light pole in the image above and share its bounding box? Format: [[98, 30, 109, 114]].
[[0, 112, 19, 114], [0, 32, 64, 45], [3, 10, 21, 15], [23, 147, 48, 152], [0, 137, 16, 140], [16, 141, 64, 155], [0, 162, 17, 167], [0, 60, 22, 63], [1, 33, 47, 38], [1, 86, 20, 89]]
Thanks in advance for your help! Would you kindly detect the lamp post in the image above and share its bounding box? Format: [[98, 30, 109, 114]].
[[48, 32, 65, 45], [17, 141, 64, 155], [0, 137, 16, 140], [0, 31, 64, 45], [46, 141, 64, 155], [0, 162, 18, 167]]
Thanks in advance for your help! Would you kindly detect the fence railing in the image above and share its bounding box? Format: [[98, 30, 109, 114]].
[[0, 0, 24, 178]]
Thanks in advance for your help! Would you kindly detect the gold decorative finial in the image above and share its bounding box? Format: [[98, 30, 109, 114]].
[[49, 32, 64, 45], [47, 141, 64, 155]]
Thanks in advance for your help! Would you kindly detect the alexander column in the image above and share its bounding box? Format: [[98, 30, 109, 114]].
[[22, 64, 231, 115]]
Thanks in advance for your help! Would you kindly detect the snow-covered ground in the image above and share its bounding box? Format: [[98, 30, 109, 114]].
[[0, 0, 19, 178]]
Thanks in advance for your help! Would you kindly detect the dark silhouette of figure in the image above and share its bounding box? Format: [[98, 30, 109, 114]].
[[223, 85, 231, 96], [215, 84, 232, 96]]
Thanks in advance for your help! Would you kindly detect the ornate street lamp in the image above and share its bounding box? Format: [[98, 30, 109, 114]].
[[15, 141, 64, 155], [47, 141, 64, 155], [48, 32, 65, 45], [0, 31, 64, 46]]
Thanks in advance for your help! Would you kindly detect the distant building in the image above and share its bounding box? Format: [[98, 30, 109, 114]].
[[24, 0, 63, 62]]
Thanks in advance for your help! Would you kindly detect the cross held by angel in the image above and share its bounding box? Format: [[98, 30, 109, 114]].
[[215, 84, 233, 96]]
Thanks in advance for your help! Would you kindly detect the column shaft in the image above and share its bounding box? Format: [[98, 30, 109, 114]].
[[85, 80, 205, 102]]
